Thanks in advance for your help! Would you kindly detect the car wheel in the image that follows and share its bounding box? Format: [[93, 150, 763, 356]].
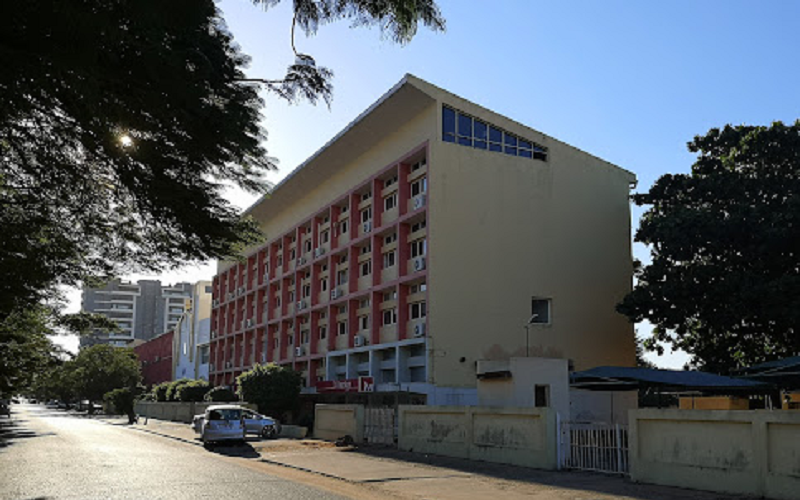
[[260, 426, 275, 439]]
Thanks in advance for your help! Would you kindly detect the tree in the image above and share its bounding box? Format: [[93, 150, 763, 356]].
[[104, 386, 144, 424], [618, 121, 800, 373], [237, 363, 302, 417], [69, 345, 142, 410], [0, 0, 444, 332]]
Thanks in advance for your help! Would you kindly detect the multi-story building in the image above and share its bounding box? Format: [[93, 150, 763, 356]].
[[173, 281, 213, 381], [133, 330, 175, 387], [209, 75, 637, 404], [81, 279, 193, 348]]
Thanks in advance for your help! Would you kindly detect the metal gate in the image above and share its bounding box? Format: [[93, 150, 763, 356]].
[[559, 421, 629, 475], [363, 406, 396, 445]]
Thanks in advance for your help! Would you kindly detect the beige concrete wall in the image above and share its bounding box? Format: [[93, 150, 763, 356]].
[[134, 401, 256, 423], [314, 404, 364, 442], [398, 405, 557, 470], [630, 409, 800, 500], [427, 111, 635, 388]]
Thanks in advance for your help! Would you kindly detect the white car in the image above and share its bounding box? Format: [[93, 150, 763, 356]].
[[241, 408, 280, 438], [194, 405, 246, 446]]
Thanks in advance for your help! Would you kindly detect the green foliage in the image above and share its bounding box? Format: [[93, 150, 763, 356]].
[[204, 386, 239, 403], [152, 383, 170, 402], [0, 0, 270, 326], [236, 363, 302, 416], [164, 379, 193, 402], [0, 307, 63, 397], [69, 345, 142, 403], [619, 121, 800, 373], [104, 386, 142, 421], [176, 379, 211, 402]]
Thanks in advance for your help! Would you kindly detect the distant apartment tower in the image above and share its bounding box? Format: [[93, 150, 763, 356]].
[[209, 75, 637, 404], [80, 279, 193, 348]]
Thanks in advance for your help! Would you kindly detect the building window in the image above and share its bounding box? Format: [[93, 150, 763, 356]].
[[531, 298, 551, 324], [361, 260, 372, 277], [411, 158, 427, 171], [383, 251, 396, 268], [320, 278, 328, 292], [290, 249, 296, 261], [301, 330, 309, 344], [384, 193, 397, 211], [361, 207, 372, 223], [340, 220, 348, 235], [384, 233, 397, 245], [362, 191, 372, 201], [442, 106, 456, 143], [360, 315, 369, 330], [410, 178, 427, 197], [304, 240, 312, 253], [336, 270, 347, 286], [319, 326, 327, 340], [410, 238, 427, 258], [443, 105, 547, 161], [384, 176, 398, 188], [382, 308, 397, 325], [199, 346, 209, 364], [410, 219, 426, 233], [302, 284, 311, 298], [383, 290, 397, 301], [288, 291, 295, 302], [321, 230, 329, 244], [534, 385, 550, 407], [288, 335, 294, 346], [337, 321, 348, 336], [274, 338, 280, 348], [361, 244, 371, 255], [410, 301, 427, 319]]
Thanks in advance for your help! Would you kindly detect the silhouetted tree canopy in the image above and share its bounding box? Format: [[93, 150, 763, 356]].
[[619, 121, 800, 373]]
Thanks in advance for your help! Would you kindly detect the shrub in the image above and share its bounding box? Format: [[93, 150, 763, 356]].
[[176, 379, 211, 402], [165, 379, 192, 402], [204, 386, 238, 402], [236, 363, 302, 416], [152, 383, 169, 402]]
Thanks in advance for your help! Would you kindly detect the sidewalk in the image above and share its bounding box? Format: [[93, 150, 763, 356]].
[[127, 418, 753, 500]]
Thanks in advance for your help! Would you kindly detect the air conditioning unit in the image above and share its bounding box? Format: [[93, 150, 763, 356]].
[[413, 194, 427, 210], [363, 221, 372, 233], [296, 300, 307, 311], [295, 346, 305, 357], [414, 323, 426, 337], [354, 335, 366, 347], [331, 289, 341, 300], [245, 319, 252, 328], [413, 257, 426, 272], [227, 292, 233, 300], [314, 247, 326, 258], [225, 361, 232, 369], [211, 330, 217, 338]]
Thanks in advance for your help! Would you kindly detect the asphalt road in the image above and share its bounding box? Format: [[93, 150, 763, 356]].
[[0, 404, 348, 500]]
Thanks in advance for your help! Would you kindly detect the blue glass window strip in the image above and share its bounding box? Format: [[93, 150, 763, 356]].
[[442, 106, 548, 161]]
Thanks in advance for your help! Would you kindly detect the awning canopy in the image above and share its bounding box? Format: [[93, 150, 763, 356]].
[[737, 356, 800, 389], [570, 366, 770, 392]]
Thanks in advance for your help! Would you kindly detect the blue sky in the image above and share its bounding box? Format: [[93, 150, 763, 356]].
[[59, 1, 800, 366]]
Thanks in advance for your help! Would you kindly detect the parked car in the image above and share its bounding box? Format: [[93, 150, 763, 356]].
[[242, 408, 279, 438], [194, 405, 246, 446]]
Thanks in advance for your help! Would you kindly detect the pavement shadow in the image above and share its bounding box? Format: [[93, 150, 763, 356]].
[[205, 441, 260, 459], [0, 418, 55, 450], [351, 446, 756, 500]]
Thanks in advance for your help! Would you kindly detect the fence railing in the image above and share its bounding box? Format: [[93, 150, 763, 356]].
[[560, 422, 629, 475]]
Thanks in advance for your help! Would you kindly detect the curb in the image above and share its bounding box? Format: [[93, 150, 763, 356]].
[[258, 457, 355, 483]]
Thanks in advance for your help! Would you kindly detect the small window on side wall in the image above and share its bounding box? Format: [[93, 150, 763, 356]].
[[531, 298, 551, 324]]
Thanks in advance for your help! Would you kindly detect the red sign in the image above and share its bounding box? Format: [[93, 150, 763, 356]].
[[316, 376, 374, 393]]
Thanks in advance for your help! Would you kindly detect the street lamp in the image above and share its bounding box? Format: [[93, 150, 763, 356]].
[[524, 314, 538, 357]]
